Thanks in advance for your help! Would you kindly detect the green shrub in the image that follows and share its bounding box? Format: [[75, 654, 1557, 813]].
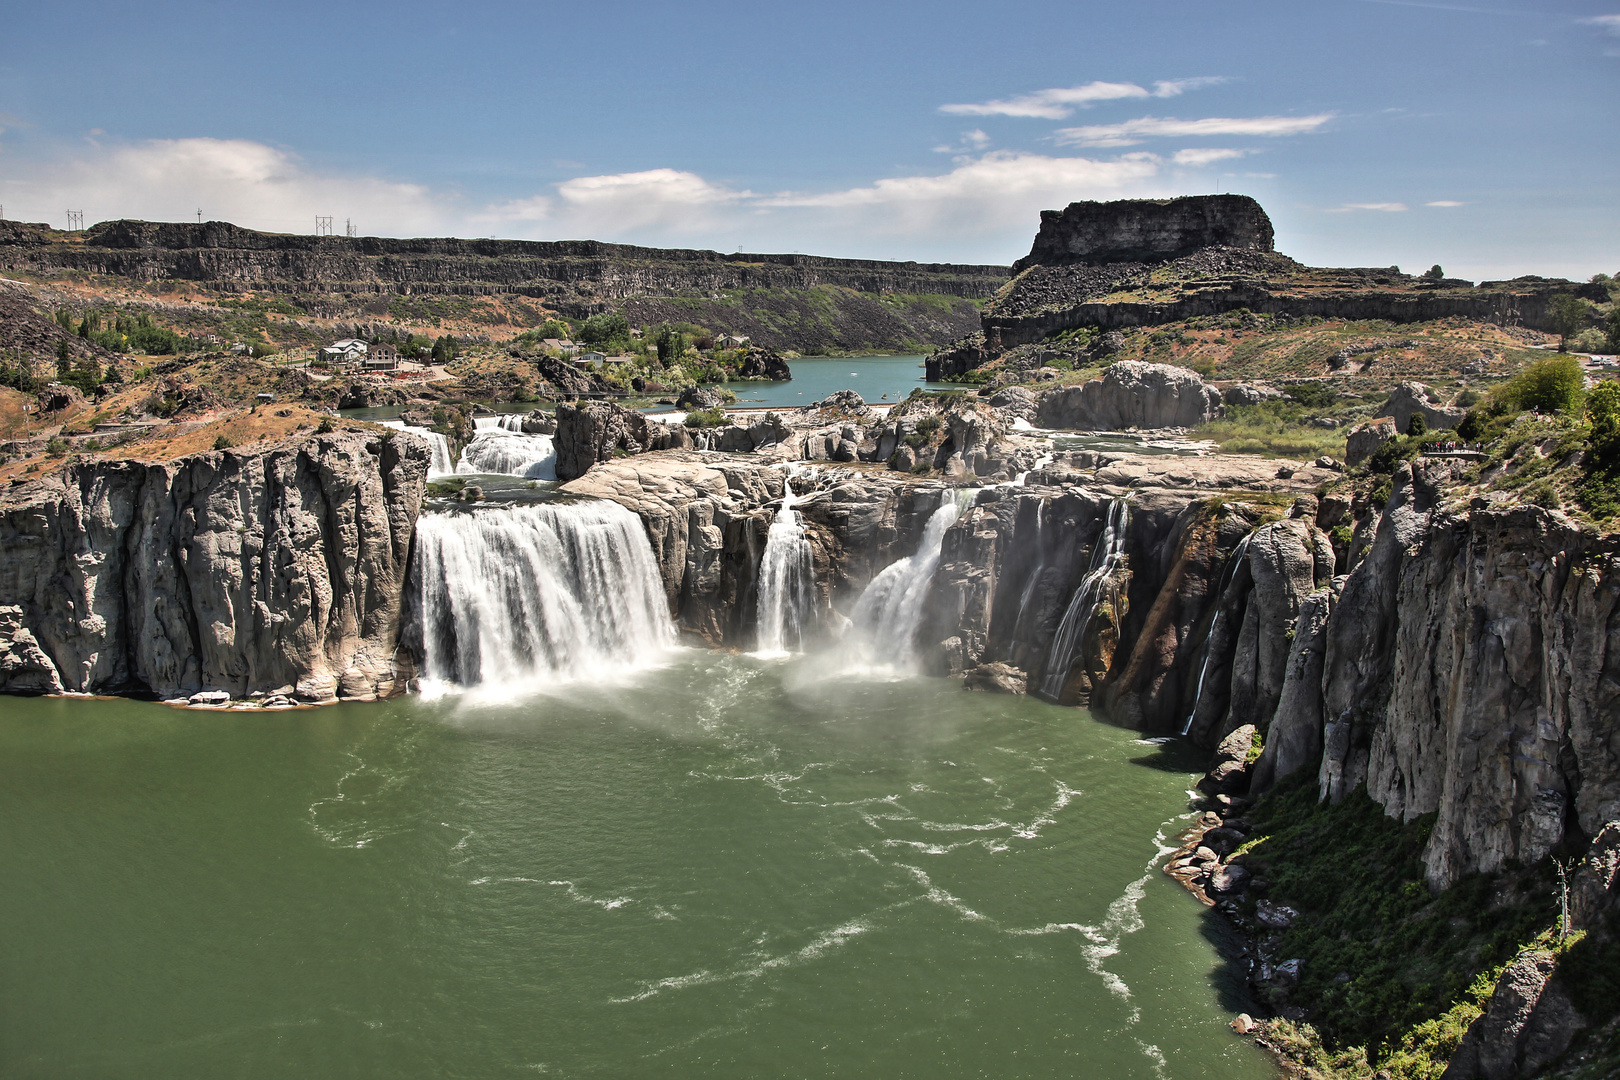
[[683, 407, 729, 429], [45, 437, 69, 455], [316, 417, 335, 434], [1495, 354, 1585, 415], [213, 434, 234, 451]]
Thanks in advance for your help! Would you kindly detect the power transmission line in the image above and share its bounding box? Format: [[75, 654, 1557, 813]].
[[345, 218, 357, 237], [315, 216, 333, 237], [66, 210, 84, 232]]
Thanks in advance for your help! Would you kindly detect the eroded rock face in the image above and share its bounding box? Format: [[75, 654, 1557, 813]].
[[1346, 417, 1398, 465], [1034, 361, 1223, 430], [0, 431, 427, 701], [554, 401, 656, 480], [1383, 381, 1466, 433], [1013, 195, 1275, 271]]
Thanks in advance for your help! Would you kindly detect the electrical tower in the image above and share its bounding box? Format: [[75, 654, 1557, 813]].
[[345, 218, 357, 237], [197, 208, 203, 223], [315, 216, 333, 237], [66, 210, 85, 232]]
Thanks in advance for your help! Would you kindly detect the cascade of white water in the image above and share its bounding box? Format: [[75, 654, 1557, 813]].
[[1008, 500, 1047, 650], [475, 414, 529, 432], [1038, 498, 1130, 700], [847, 487, 976, 670], [380, 420, 455, 478], [754, 472, 814, 656], [457, 429, 557, 480], [1179, 532, 1254, 736], [414, 500, 674, 692]]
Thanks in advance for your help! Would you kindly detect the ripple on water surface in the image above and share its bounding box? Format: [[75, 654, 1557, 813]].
[[0, 656, 1272, 1080]]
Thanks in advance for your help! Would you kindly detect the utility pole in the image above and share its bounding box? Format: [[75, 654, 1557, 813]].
[[345, 218, 357, 237], [315, 216, 333, 237], [197, 208, 203, 224], [66, 210, 84, 232]]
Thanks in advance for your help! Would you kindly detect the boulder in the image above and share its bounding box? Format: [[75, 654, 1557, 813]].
[[737, 347, 792, 381], [1200, 724, 1258, 796], [1383, 382, 1466, 433], [676, 385, 720, 410], [0, 605, 64, 692], [962, 662, 1028, 694], [1034, 360, 1223, 430], [1224, 383, 1284, 407], [987, 385, 1038, 422], [188, 690, 231, 706], [1207, 863, 1251, 894], [1254, 900, 1299, 930]]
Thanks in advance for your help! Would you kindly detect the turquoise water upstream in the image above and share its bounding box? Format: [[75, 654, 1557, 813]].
[[0, 655, 1272, 1079]]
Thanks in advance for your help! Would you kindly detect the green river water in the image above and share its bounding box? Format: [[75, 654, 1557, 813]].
[[0, 653, 1273, 1079]]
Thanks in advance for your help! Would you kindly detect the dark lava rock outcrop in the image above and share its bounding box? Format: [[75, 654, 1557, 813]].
[[1013, 194, 1275, 271]]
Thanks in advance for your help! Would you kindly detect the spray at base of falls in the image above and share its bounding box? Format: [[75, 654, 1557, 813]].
[[1179, 532, 1254, 736], [457, 430, 557, 480], [845, 487, 976, 674], [1038, 498, 1130, 701], [380, 420, 455, 478], [413, 500, 674, 694], [753, 468, 814, 657]]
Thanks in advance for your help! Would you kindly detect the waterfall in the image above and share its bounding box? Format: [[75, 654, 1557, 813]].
[[1038, 498, 1130, 701], [457, 429, 557, 480], [475, 414, 529, 432], [1179, 532, 1254, 736], [754, 473, 814, 656], [846, 488, 974, 672], [414, 500, 674, 693], [381, 420, 454, 478]]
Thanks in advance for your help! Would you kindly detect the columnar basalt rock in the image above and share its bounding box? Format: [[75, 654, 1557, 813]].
[[0, 430, 427, 701]]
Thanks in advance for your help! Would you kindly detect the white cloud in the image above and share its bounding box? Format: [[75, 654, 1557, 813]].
[[0, 137, 450, 235], [1330, 202, 1409, 212], [0, 136, 1182, 262], [1578, 14, 1620, 35], [1055, 114, 1334, 148], [1170, 148, 1248, 166], [933, 129, 992, 153], [1425, 200, 1465, 207], [940, 78, 1222, 120]]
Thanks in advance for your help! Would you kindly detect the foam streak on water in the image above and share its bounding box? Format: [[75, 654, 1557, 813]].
[[414, 500, 673, 693]]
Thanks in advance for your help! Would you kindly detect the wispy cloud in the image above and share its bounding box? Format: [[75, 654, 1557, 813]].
[[1425, 200, 1465, 207], [940, 78, 1222, 120], [0, 136, 1182, 261], [1329, 202, 1409, 212], [1577, 14, 1620, 35], [1170, 148, 1248, 166], [933, 129, 992, 153], [1054, 114, 1334, 148]]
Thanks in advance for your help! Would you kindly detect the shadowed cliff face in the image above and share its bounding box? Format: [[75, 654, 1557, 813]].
[[0, 431, 427, 702], [1012, 194, 1275, 272]]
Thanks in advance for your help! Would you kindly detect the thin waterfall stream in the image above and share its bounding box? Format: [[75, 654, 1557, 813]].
[[754, 470, 814, 656], [380, 420, 455, 478], [846, 487, 976, 673], [1038, 497, 1131, 701], [1179, 532, 1254, 736]]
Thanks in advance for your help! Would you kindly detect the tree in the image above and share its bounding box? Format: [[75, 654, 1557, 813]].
[[431, 335, 458, 364], [1423, 264, 1445, 280], [1587, 380, 1620, 459], [1606, 307, 1620, 353], [1405, 411, 1427, 437], [1510, 354, 1586, 414], [1548, 293, 1589, 353], [579, 312, 629, 347], [56, 339, 72, 377]]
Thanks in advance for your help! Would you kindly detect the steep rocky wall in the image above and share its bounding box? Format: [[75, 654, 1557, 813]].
[[0, 431, 427, 701], [1253, 461, 1620, 888], [0, 219, 1008, 302], [1032, 360, 1223, 430]]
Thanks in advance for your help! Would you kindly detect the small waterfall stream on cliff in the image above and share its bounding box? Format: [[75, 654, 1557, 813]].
[[845, 487, 976, 674], [1179, 532, 1253, 736], [754, 470, 814, 656], [1038, 497, 1130, 701], [414, 500, 673, 693], [380, 420, 455, 478], [456, 416, 557, 480]]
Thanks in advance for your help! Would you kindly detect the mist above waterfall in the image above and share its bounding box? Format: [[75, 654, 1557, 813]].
[[413, 500, 673, 696]]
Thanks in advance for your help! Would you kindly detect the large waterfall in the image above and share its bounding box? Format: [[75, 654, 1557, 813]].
[[846, 488, 974, 673], [1038, 498, 1130, 701], [456, 416, 557, 479], [754, 474, 814, 656], [381, 420, 455, 478], [414, 500, 674, 692]]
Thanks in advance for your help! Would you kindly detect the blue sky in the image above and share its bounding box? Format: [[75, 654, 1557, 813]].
[[0, 0, 1615, 279]]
